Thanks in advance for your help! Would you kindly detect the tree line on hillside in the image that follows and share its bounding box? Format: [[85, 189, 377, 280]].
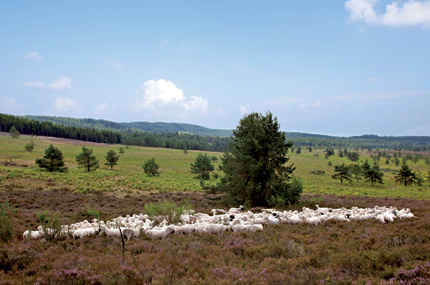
[[0, 113, 229, 152], [3, 112, 430, 153], [25, 115, 233, 137], [1, 113, 121, 144], [288, 136, 430, 152]]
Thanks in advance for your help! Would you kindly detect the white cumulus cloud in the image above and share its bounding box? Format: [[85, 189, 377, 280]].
[[23, 80, 45, 89], [345, 0, 430, 27], [133, 79, 208, 117], [53, 97, 80, 113], [48, 76, 72, 90], [0, 97, 29, 113], [24, 51, 43, 61]]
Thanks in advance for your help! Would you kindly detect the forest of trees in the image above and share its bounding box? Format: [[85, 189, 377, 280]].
[[2, 113, 430, 153], [0, 113, 229, 152]]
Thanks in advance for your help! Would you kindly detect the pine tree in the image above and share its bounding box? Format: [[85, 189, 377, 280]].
[[331, 163, 352, 184], [362, 160, 384, 186], [395, 163, 417, 186], [105, 150, 119, 170], [350, 163, 363, 183], [35, 144, 67, 172], [76, 146, 99, 172], [142, 158, 160, 176], [217, 112, 301, 207], [190, 153, 214, 180]]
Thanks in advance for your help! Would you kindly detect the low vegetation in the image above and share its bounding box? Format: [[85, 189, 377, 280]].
[[1, 132, 430, 283]]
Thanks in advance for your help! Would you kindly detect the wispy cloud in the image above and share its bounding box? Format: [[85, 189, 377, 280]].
[[23, 80, 45, 89], [94, 102, 116, 115], [53, 97, 80, 113], [23, 51, 43, 61], [345, 0, 430, 27], [161, 37, 171, 45], [0, 97, 29, 113], [105, 58, 126, 69], [48, 76, 72, 90]]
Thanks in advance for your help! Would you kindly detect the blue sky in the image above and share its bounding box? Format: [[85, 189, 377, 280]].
[[1, 0, 429, 136]]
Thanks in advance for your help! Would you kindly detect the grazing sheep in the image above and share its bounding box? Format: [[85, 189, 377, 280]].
[[252, 218, 268, 225], [211, 209, 227, 215], [179, 224, 196, 234], [287, 216, 304, 224], [228, 205, 244, 214], [24, 204, 417, 242], [145, 226, 175, 240], [206, 224, 228, 235], [315, 205, 330, 214], [23, 230, 43, 240], [101, 226, 122, 238], [249, 224, 263, 232], [232, 224, 250, 233], [305, 216, 322, 226], [72, 229, 85, 239], [122, 228, 140, 241], [399, 212, 414, 219]]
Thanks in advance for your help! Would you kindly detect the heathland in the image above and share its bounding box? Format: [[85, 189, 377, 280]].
[[1, 134, 430, 284]]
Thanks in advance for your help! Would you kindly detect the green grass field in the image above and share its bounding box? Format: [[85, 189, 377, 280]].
[[1, 135, 429, 199], [1, 135, 430, 284]]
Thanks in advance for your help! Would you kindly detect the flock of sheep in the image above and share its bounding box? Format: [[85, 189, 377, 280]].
[[23, 205, 415, 241]]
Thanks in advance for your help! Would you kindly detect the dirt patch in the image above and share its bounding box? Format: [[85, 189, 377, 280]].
[[0, 131, 111, 147], [0, 161, 28, 168]]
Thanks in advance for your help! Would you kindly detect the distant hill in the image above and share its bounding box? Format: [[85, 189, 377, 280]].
[[24, 115, 233, 137], [16, 114, 430, 151]]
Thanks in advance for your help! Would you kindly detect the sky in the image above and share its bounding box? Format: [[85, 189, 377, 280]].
[[1, 0, 430, 136]]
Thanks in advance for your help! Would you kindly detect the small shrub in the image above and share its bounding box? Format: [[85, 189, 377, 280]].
[[9, 126, 20, 138], [143, 200, 193, 225], [24, 140, 35, 152], [386, 262, 430, 284], [142, 158, 160, 176], [36, 210, 63, 241], [0, 200, 15, 242], [86, 205, 100, 219]]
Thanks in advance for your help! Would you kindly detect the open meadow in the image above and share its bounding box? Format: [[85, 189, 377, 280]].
[[1, 135, 430, 284]]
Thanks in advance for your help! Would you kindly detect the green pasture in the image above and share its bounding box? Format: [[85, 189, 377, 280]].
[[0, 135, 429, 199]]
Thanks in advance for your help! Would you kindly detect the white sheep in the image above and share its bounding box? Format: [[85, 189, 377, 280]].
[[122, 228, 140, 241], [305, 216, 322, 226], [228, 205, 244, 214], [205, 224, 228, 235], [101, 226, 122, 237], [23, 230, 44, 240], [399, 212, 414, 219], [145, 226, 175, 240]]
